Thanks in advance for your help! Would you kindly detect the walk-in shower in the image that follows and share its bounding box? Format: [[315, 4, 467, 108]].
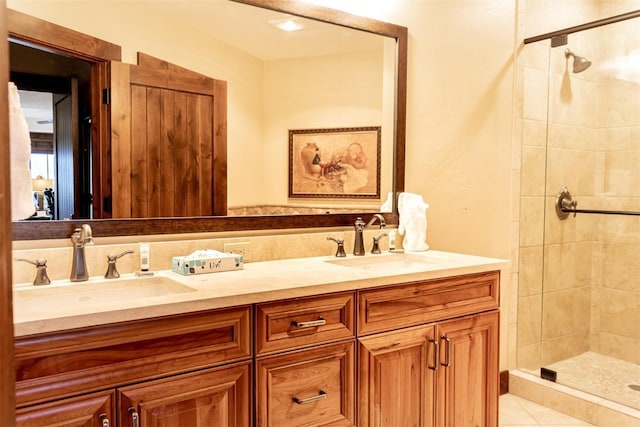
[[519, 5, 640, 421]]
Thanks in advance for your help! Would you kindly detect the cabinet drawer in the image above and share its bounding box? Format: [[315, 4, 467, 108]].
[[358, 271, 499, 335], [255, 292, 355, 355], [16, 390, 115, 427], [256, 341, 355, 427], [15, 305, 251, 407]]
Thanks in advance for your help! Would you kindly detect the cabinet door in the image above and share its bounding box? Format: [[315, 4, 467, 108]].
[[436, 311, 499, 427], [118, 362, 250, 427], [256, 341, 355, 427], [16, 390, 114, 427], [358, 324, 437, 427]]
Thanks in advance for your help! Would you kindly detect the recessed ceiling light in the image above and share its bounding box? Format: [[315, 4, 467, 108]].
[[270, 18, 303, 32]]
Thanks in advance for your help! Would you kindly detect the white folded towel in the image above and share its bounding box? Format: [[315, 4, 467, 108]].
[[9, 82, 36, 220], [397, 192, 429, 251]]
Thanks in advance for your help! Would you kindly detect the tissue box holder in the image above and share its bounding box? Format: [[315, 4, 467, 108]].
[[172, 251, 243, 275]]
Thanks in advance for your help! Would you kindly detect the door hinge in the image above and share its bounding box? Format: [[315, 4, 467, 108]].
[[102, 88, 111, 105]]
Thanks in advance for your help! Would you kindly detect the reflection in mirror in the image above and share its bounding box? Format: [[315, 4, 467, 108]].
[[8, 0, 407, 239], [10, 43, 93, 221]]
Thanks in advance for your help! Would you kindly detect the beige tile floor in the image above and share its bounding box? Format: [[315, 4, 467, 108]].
[[500, 394, 596, 426]]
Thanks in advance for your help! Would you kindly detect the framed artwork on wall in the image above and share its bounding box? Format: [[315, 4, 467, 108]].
[[289, 126, 381, 199]]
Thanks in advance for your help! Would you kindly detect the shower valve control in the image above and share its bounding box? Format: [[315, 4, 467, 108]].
[[556, 187, 577, 219]]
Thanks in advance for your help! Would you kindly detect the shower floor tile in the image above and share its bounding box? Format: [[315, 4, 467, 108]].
[[545, 351, 640, 410]]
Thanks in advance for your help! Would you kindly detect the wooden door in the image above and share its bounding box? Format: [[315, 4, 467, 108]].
[[118, 362, 250, 427], [16, 390, 114, 427], [435, 312, 499, 427], [109, 56, 227, 218], [53, 78, 78, 220], [358, 324, 437, 427]]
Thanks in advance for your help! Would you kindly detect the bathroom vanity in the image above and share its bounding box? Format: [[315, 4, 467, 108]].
[[13, 251, 505, 426]]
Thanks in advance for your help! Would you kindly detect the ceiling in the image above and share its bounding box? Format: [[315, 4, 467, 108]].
[[17, 90, 52, 133], [140, 0, 383, 60], [13, 1, 385, 134]]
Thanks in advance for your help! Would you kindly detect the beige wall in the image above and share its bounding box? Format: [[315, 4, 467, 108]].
[[262, 49, 391, 210], [338, 0, 518, 371]]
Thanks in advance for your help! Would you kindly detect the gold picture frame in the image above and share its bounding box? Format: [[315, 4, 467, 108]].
[[289, 126, 381, 199]]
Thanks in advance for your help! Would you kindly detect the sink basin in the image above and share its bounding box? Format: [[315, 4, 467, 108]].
[[14, 276, 196, 313], [325, 253, 436, 272]]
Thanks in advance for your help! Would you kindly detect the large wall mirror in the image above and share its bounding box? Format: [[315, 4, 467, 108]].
[[9, 0, 407, 240]]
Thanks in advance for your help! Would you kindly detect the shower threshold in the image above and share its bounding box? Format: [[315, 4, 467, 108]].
[[510, 358, 640, 425], [543, 351, 640, 410]]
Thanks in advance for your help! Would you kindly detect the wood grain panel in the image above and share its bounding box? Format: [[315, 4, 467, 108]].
[[358, 271, 500, 335], [255, 292, 355, 356], [256, 341, 355, 427], [173, 90, 188, 217], [0, 4, 16, 425], [160, 87, 175, 217], [212, 79, 228, 215], [146, 87, 162, 217], [110, 61, 133, 218], [110, 56, 223, 218], [358, 324, 436, 427], [131, 84, 148, 218], [119, 362, 250, 427], [7, 9, 121, 62], [16, 390, 114, 427], [186, 94, 200, 215], [15, 306, 251, 407], [436, 312, 499, 427]]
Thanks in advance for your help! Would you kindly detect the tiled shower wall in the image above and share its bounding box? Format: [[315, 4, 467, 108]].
[[517, 1, 640, 372]]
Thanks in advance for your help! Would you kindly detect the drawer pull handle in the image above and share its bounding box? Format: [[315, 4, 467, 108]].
[[291, 318, 326, 328], [293, 390, 327, 404], [129, 407, 139, 427], [99, 413, 110, 427], [440, 336, 451, 367], [428, 338, 438, 371]]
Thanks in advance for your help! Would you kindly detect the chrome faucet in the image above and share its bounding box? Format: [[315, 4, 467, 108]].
[[70, 224, 93, 281], [353, 214, 386, 256]]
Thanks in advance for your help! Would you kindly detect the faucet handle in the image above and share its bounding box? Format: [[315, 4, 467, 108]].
[[71, 224, 94, 246], [104, 250, 134, 279], [371, 233, 388, 254], [327, 237, 347, 257], [16, 258, 51, 286]]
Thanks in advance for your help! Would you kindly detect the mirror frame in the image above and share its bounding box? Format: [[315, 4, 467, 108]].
[[10, 0, 407, 240]]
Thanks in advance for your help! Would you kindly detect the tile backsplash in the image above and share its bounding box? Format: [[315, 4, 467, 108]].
[[12, 227, 396, 285]]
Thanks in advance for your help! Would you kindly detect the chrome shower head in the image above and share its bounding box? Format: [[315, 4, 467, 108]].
[[565, 49, 591, 73]]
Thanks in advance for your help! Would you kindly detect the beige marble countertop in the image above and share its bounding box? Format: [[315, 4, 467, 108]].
[[13, 250, 509, 337]]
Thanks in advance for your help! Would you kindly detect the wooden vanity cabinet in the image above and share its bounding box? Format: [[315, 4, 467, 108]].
[[15, 306, 251, 427], [357, 271, 500, 427], [255, 292, 357, 427], [14, 270, 500, 427]]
